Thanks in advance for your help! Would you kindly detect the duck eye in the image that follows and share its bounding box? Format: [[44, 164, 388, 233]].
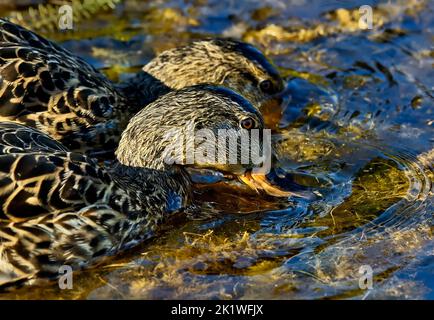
[[259, 80, 274, 94], [240, 117, 256, 130]]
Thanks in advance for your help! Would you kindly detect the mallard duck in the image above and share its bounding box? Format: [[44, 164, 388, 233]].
[[0, 85, 298, 287], [0, 19, 285, 160]]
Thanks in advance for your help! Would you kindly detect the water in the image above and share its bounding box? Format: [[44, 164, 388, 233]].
[[0, 0, 432, 299]]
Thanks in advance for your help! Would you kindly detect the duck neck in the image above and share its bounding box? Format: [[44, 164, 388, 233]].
[[109, 161, 193, 215], [116, 71, 172, 116]]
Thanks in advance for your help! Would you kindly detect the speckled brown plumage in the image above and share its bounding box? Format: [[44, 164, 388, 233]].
[[0, 19, 283, 160], [0, 85, 264, 287]]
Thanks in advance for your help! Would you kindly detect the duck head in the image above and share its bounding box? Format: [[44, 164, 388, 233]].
[[116, 85, 293, 197], [142, 39, 286, 121]]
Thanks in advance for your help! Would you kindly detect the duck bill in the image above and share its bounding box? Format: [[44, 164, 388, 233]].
[[260, 87, 292, 130], [239, 171, 310, 198]]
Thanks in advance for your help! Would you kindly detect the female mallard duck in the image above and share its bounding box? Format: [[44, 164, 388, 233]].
[[0, 19, 284, 159], [0, 85, 297, 287]]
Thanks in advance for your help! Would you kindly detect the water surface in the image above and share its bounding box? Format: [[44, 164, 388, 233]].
[[0, 0, 432, 299]]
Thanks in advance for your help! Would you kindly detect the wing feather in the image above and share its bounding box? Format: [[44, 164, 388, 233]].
[[0, 122, 131, 222], [0, 19, 126, 155]]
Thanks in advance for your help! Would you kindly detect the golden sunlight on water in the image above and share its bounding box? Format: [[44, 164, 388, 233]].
[[0, 0, 432, 299]]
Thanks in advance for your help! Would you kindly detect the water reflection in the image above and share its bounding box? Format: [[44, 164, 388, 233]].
[[0, 0, 432, 299]]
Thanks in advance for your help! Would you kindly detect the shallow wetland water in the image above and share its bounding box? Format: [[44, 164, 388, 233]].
[[0, 0, 433, 299]]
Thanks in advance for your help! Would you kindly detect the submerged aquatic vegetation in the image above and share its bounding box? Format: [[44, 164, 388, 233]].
[[0, 0, 432, 299], [97, 230, 304, 299], [141, 231, 286, 276], [9, 0, 121, 33], [304, 158, 410, 237], [243, 0, 427, 48]]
